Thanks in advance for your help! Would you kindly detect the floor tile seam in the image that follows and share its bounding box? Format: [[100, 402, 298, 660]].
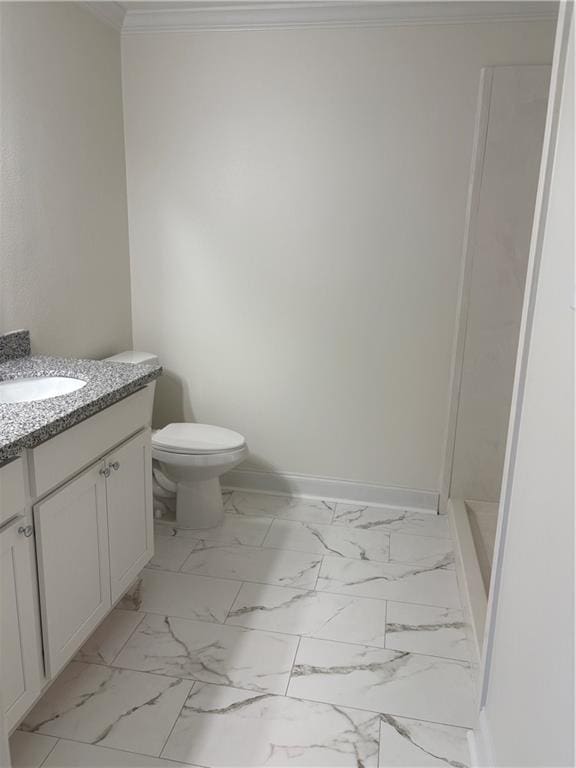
[[158, 513, 454, 547], [81, 630, 473, 672], [23, 691, 472, 752], [383, 599, 388, 651], [158, 681, 198, 762], [142, 565, 245, 590], [220, 511, 451, 539], [106, 613, 148, 667], [117, 610, 411, 651], [259, 513, 276, 545], [103, 657, 294, 695], [281, 689, 476, 731], [147, 555, 456, 582], [41, 731, 196, 766], [150, 678, 474, 734], [312, 554, 325, 591], [222, 622, 387, 650], [382, 647, 474, 664], [155, 539, 331, 557], [315, 586, 461, 610], [284, 635, 302, 696], [318, 552, 456, 567], [69, 658, 202, 687], [112, 608, 397, 651], [226, 494, 447, 523], [226, 582, 398, 606], [150, 563, 321, 589], [37, 736, 60, 768], [212, 626, 474, 666], [223, 580, 245, 623]]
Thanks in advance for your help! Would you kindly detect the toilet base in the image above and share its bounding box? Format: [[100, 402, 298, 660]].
[[176, 477, 225, 529]]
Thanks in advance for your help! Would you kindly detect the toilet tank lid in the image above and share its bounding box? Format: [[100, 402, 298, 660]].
[[105, 351, 159, 366]]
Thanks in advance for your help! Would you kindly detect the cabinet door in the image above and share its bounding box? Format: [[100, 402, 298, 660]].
[[34, 464, 110, 677], [1, 515, 43, 730], [106, 429, 153, 603]]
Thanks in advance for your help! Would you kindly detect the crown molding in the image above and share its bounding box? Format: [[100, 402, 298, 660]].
[[82, 1, 126, 31], [121, 1, 558, 35]]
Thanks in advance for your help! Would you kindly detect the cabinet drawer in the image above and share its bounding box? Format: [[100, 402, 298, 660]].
[[29, 386, 153, 498], [0, 457, 26, 527]]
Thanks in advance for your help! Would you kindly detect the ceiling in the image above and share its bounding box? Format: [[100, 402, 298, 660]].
[[85, 1, 558, 33]]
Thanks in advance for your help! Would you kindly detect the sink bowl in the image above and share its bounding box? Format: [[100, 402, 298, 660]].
[[0, 376, 87, 404]]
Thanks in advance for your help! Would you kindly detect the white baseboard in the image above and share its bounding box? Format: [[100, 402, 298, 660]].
[[448, 498, 487, 667], [222, 468, 438, 512], [469, 709, 495, 767]]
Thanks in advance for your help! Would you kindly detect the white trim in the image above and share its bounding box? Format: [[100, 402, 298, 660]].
[[82, 2, 125, 31], [468, 709, 496, 767], [121, 1, 557, 35], [439, 67, 493, 513], [479, 0, 574, 709], [222, 468, 439, 511], [448, 498, 487, 668]]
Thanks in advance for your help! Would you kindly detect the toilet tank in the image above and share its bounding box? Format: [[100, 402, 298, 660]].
[[104, 350, 159, 413], [105, 351, 160, 366]]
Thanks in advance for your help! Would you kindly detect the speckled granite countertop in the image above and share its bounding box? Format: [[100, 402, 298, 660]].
[[0, 331, 162, 465]]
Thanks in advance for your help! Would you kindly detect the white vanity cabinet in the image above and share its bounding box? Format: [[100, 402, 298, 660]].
[[106, 430, 153, 603], [0, 384, 156, 733], [34, 428, 154, 678], [34, 461, 111, 678], [0, 511, 43, 732]]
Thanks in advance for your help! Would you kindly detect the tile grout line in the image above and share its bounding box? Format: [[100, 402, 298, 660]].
[[38, 737, 60, 767], [106, 612, 147, 667], [147, 551, 457, 580], [284, 635, 302, 696], [382, 599, 388, 650], [157, 681, 197, 761], [222, 580, 245, 623], [312, 554, 324, 591]]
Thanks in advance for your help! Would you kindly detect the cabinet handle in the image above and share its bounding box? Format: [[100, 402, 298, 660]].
[[18, 525, 33, 538], [100, 466, 111, 478], [110, 461, 120, 472]]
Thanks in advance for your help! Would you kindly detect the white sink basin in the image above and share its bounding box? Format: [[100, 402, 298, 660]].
[[0, 376, 87, 404]]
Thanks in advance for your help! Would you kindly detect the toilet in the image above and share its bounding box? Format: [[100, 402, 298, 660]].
[[106, 351, 248, 529]]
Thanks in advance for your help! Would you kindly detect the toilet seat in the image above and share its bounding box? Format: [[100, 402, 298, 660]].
[[152, 423, 246, 456]]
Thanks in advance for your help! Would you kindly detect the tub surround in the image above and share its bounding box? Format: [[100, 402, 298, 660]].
[[0, 331, 162, 464]]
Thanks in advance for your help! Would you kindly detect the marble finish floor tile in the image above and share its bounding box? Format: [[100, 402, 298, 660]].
[[155, 513, 272, 546], [378, 715, 470, 767], [333, 505, 450, 538], [227, 491, 335, 524], [117, 569, 241, 623], [75, 609, 144, 665], [21, 662, 193, 756], [288, 638, 476, 728], [148, 536, 199, 572], [389, 534, 455, 568], [113, 613, 299, 693], [317, 556, 461, 608], [226, 582, 386, 646], [9, 732, 57, 768], [42, 740, 190, 767], [181, 543, 322, 588], [263, 519, 390, 561], [385, 603, 471, 661], [162, 683, 380, 767]]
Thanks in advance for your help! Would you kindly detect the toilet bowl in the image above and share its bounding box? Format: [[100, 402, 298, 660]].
[[152, 423, 247, 528], [105, 351, 248, 529]]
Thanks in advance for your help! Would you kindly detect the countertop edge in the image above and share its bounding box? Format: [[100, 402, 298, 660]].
[[0, 367, 161, 466]]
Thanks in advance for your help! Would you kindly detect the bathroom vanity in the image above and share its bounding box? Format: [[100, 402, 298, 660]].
[[0, 331, 161, 733]]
